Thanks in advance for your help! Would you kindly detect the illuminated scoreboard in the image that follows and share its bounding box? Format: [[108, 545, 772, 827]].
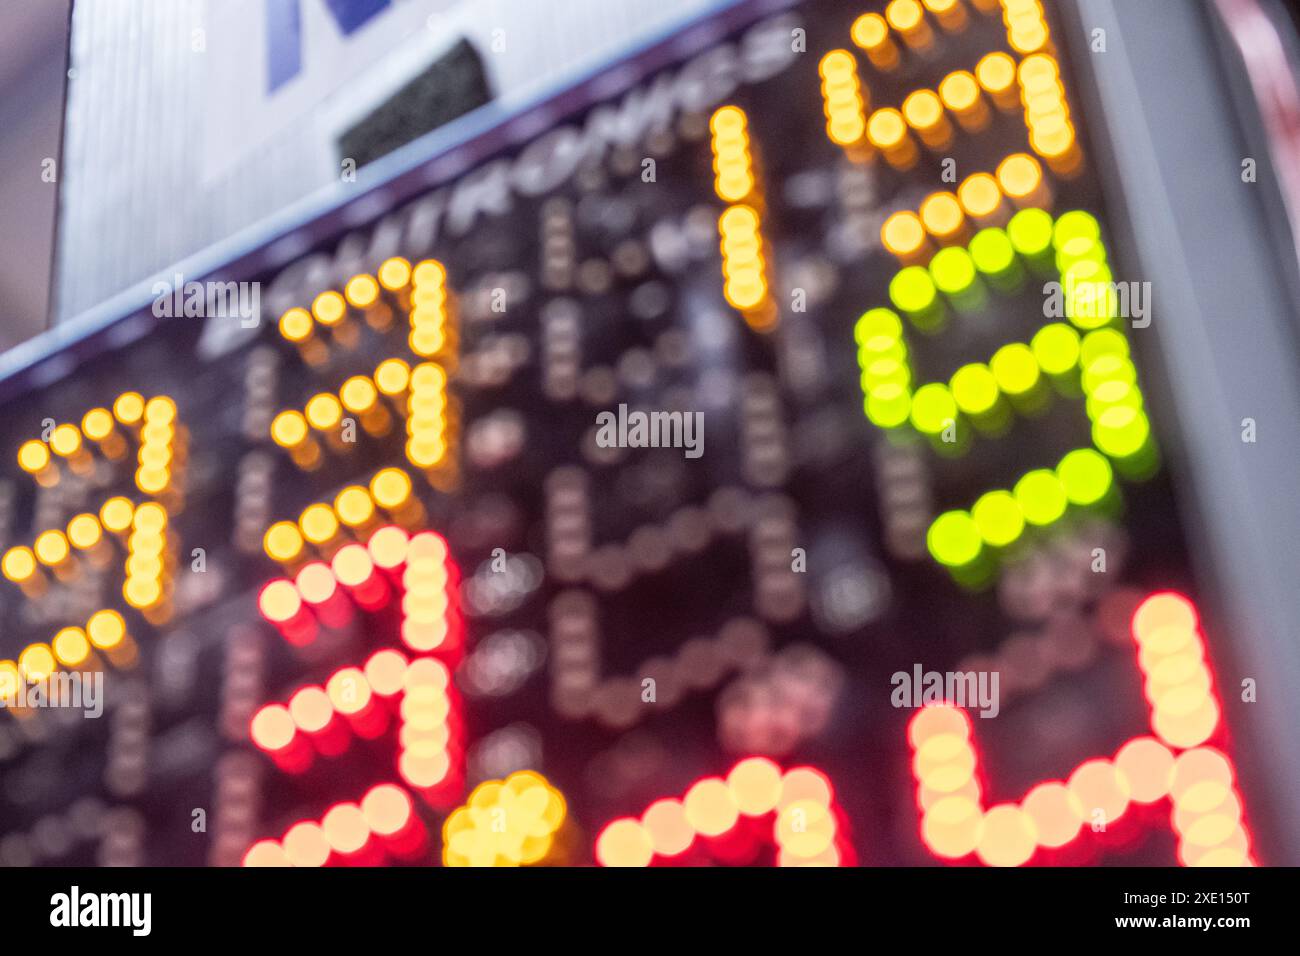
[[0, 0, 1289, 868]]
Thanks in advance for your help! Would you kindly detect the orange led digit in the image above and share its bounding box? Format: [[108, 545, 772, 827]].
[[850, 13, 899, 70], [867, 108, 917, 169], [818, 52, 868, 148]]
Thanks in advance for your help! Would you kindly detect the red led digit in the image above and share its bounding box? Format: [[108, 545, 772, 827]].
[[908, 592, 1256, 867], [595, 757, 851, 867], [247, 528, 467, 863], [245, 785, 429, 867]]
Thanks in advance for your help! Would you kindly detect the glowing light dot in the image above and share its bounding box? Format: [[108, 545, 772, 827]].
[[412, 260, 446, 287], [683, 777, 740, 837], [2, 546, 37, 583], [867, 108, 907, 149], [143, 396, 177, 425], [328, 667, 372, 716], [34, 530, 70, 566], [1007, 207, 1054, 259], [920, 193, 965, 243], [99, 497, 135, 534], [258, 579, 302, 623], [124, 577, 163, 609], [939, 71, 980, 112], [19, 644, 56, 681], [950, 363, 998, 416], [242, 841, 291, 867], [368, 525, 410, 570], [776, 799, 835, 858], [902, 89, 945, 132], [375, 358, 411, 396], [295, 562, 336, 605], [1115, 737, 1176, 803], [409, 362, 447, 391], [340, 376, 378, 413], [311, 291, 346, 326], [52, 627, 91, 666], [344, 274, 380, 309], [914, 733, 976, 786], [362, 784, 413, 836], [378, 257, 412, 291], [1054, 209, 1101, 252], [87, 609, 127, 649], [596, 818, 653, 867], [971, 490, 1024, 548], [922, 795, 982, 858], [889, 266, 937, 316], [990, 342, 1039, 396], [81, 408, 114, 441], [1171, 748, 1234, 808], [1080, 328, 1129, 367], [113, 392, 145, 425], [1021, 782, 1083, 848], [1056, 448, 1113, 506], [263, 522, 304, 563], [908, 705, 972, 748], [1031, 322, 1081, 376], [881, 211, 926, 257], [17, 440, 50, 473], [997, 153, 1043, 201], [279, 307, 313, 342], [854, 307, 904, 348], [133, 501, 167, 532], [1013, 469, 1068, 526], [331, 544, 375, 588], [1067, 759, 1130, 826], [958, 173, 1001, 220], [369, 468, 412, 510], [271, 411, 309, 448], [358, 653, 405, 703], [1092, 405, 1150, 458], [282, 822, 330, 868], [886, 0, 924, 32], [304, 393, 343, 430], [641, 799, 694, 857], [334, 486, 375, 527], [909, 383, 957, 436], [298, 504, 339, 545], [927, 511, 982, 567], [287, 686, 332, 734], [1133, 592, 1199, 641], [727, 757, 784, 816], [929, 246, 976, 296], [976, 804, 1037, 867], [251, 703, 297, 752], [976, 52, 1017, 96], [67, 514, 103, 550], [50, 424, 81, 457], [851, 12, 889, 50], [864, 383, 911, 429], [322, 803, 370, 855]]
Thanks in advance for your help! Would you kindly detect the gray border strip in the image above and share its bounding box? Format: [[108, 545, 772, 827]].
[[1071, 0, 1300, 863]]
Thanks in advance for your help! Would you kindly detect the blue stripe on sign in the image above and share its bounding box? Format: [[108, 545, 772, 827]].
[[266, 0, 393, 93], [323, 0, 392, 34], [265, 0, 303, 92]]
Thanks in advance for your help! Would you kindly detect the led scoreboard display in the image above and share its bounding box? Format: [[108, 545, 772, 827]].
[[0, 0, 1271, 868]]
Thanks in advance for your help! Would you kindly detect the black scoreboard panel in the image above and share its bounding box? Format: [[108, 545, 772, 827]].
[[0, 0, 1289, 867]]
